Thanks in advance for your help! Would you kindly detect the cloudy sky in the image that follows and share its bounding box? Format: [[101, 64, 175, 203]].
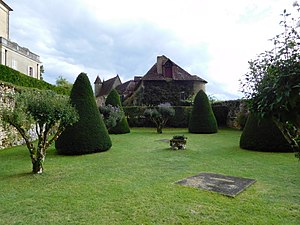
[[5, 0, 297, 99]]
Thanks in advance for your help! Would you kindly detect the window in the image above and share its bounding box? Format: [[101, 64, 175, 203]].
[[12, 59, 17, 70], [164, 60, 173, 78], [28, 66, 34, 76], [180, 91, 185, 101]]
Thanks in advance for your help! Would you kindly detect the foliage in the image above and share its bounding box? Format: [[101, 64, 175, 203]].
[[55, 73, 112, 155], [0, 64, 69, 95], [55, 75, 73, 95], [1, 128, 299, 224], [241, 7, 300, 158], [99, 104, 124, 131], [1, 89, 78, 173], [135, 81, 194, 106], [240, 114, 293, 152], [144, 106, 175, 133], [188, 90, 218, 134], [104, 89, 130, 134], [211, 105, 229, 127]]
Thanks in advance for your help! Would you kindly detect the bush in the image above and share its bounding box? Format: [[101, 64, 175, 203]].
[[104, 89, 130, 134], [212, 105, 228, 127], [188, 90, 218, 133], [55, 73, 112, 155], [0, 65, 69, 95], [240, 114, 293, 152]]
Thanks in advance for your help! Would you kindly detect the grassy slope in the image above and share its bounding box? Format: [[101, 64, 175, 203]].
[[0, 128, 299, 225]]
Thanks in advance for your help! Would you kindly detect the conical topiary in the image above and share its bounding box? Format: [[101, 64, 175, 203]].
[[240, 114, 293, 152], [188, 90, 218, 133], [105, 89, 130, 134], [55, 73, 112, 155]]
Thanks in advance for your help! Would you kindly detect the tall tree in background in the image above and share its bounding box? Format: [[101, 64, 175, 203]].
[[1, 90, 78, 174], [241, 4, 300, 158]]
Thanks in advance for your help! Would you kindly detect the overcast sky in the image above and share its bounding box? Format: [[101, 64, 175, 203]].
[[4, 0, 297, 100]]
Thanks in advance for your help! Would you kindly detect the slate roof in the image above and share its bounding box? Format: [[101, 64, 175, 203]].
[[142, 55, 207, 83], [96, 75, 121, 97]]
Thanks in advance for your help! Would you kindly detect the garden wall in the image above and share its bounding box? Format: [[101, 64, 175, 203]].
[[123, 100, 248, 129], [0, 82, 34, 149]]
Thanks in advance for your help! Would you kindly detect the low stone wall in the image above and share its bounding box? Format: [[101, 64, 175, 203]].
[[0, 83, 30, 149], [212, 100, 248, 129]]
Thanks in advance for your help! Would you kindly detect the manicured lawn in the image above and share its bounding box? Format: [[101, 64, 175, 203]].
[[0, 128, 299, 224]]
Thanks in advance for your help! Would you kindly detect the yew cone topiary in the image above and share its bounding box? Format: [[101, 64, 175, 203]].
[[55, 73, 112, 155], [105, 89, 130, 134], [188, 90, 218, 134], [240, 114, 293, 152]]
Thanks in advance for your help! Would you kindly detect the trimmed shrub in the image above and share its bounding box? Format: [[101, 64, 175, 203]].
[[167, 106, 192, 128], [188, 90, 218, 133], [105, 89, 130, 134], [0, 64, 69, 95], [55, 73, 112, 155], [240, 114, 293, 152], [212, 105, 228, 127]]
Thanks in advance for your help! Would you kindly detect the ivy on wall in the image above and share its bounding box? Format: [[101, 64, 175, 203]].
[[138, 80, 194, 106]]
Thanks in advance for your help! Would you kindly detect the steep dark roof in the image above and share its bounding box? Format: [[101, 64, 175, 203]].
[[142, 55, 207, 83], [94, 76, 102, 84], [97, 75, 121, 96]]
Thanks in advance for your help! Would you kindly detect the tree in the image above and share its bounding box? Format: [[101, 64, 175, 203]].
[[55, 75, 73, 95], [55, 73, 112, 155], [188, 90, 218, 134], [1, 90, 79, 174], [144, 106, 175, 133], [104, 89, 130, 134], [241, 5, 300, 158]]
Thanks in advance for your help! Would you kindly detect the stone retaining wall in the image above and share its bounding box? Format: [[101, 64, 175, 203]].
[[0, 83, 31, 149]]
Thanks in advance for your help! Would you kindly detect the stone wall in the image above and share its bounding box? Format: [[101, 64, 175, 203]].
[[213, 100, 248, 129], [0, 83, 32, 149]]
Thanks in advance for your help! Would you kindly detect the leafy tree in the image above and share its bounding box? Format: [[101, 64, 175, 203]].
[[104, 89, 130, 134], [241, 5, 300, 158], [144, 106, 175, 133], [188, 90, 218, 134], [55, 75, 73, 95], [1, 90, 78, 174], [55, 73, 112, 155]]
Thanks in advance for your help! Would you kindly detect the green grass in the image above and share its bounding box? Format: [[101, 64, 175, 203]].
[[0, 128, 299, 225]]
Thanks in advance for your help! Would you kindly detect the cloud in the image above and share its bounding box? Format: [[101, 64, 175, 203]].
[[5, 0, 295, 100]]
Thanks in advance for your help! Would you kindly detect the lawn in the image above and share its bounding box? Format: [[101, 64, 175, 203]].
[[0, 128, 299, 224]]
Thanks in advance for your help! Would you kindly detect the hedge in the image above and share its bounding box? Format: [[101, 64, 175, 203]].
[[0, 64, 69, 95]]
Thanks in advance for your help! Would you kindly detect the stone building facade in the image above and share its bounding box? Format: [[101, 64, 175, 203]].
[[0, 1, 41, 79]]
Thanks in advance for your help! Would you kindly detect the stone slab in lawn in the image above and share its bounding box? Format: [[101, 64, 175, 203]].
[[176, 172, 256, 197]]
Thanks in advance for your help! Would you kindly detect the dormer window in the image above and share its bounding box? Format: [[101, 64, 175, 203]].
[[164, 60, 173, 78]]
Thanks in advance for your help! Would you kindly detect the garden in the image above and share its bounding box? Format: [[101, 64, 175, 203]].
[[0, 5, 300, 225], [0, 128, 299, 224]]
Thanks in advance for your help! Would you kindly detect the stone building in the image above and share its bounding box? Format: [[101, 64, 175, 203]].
[[94, 75, 122, 107], [0, 0, 41, 79], [120, 55, 207, 106]]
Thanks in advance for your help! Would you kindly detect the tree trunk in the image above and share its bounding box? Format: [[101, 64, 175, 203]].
[[156, 124, 163, 134], [32, 159, 44, 174]]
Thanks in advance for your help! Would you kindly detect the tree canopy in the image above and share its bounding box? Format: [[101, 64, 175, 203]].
[[241, 5, 300, 158], [1, 89, 78, 173]]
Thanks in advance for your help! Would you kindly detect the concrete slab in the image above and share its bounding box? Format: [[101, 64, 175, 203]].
[[176, 172, 256, 197]]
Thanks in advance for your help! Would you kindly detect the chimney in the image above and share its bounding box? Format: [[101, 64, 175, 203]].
[[157, 56, 163, 75]]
